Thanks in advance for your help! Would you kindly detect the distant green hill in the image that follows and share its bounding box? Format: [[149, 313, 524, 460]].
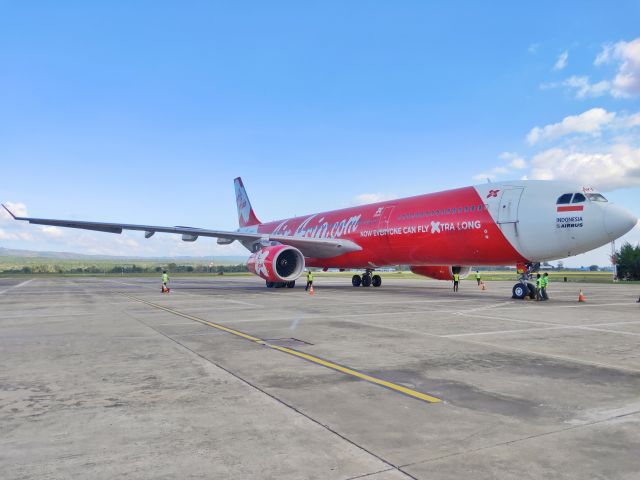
[[0, 247, 249, 274]]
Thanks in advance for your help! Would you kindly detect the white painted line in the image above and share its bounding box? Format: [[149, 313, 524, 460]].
[[0, 279, 34, 295], [443, 326, 572, 337]]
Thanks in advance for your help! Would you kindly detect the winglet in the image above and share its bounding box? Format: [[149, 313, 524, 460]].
[[234, 177, 261, 228], [1, 204, 17, 219]]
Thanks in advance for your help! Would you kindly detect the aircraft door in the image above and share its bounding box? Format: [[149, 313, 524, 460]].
[[497, 188, 523, 235]]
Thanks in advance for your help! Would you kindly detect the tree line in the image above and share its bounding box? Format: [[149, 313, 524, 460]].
[[616, 242, 640, 281]]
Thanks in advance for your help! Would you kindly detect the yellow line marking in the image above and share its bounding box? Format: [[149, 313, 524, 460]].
[[120, 293, 442, 404], [269, 345, 442, 403]]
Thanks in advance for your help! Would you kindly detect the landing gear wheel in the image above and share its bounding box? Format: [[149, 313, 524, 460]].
[[526, 282, 536, 298], [512, 283, 526, 299], [372, 274, 382, 287], [362, 274, 372, 287], [352, 275, 362, 287], [266, 281, 274, 288]]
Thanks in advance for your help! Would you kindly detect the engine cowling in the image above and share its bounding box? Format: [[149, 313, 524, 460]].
[[247, 245, 305, 282], [410, 266, 471, 280]]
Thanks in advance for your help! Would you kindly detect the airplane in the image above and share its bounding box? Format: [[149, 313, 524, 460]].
[[3, 177, 637, 298]]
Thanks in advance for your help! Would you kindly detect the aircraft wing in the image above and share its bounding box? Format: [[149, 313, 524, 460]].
[[1, 204, 361, 259]]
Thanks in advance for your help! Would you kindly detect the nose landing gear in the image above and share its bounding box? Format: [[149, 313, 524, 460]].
[[511, 262, 539, 299], [352, 270, 382, 287]]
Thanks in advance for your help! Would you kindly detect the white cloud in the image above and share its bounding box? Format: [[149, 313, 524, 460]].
[[541, 76, 610, 99], [351, 193, 397, 205], [526, 108, 616, 144], [530, 144, 640, 190], [40, 226, 64, 237], [528, 43, 540, 54], [594, 38, 640, 97], [499, 152, 527, 169], [554, 51, 569, 70]]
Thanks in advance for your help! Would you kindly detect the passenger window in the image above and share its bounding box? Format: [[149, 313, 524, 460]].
[[464, 206, 469, 213], [446, 208, 451, 215], [471, 205, 475, 212], [572, 193, 586, 203], [478, 205, 483, 211], [556, 193, 573, 204]]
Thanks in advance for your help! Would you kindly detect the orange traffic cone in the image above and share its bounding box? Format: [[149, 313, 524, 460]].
[[309, 285, 315, 296], [578, 290, 586, 302], [480, 281, 486, 291]]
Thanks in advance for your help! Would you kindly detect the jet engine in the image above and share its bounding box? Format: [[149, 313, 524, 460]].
[[247, 244, 305, 284], [410, 266, 471, 280]]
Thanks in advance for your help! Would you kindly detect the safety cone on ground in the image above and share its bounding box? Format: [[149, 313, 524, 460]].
[[480, 281, 486, 291], [309, 285, 315, 296], [578, 290, 586, 302]]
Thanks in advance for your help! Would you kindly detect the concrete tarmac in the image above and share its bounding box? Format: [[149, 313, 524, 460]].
[[1, 275, 640, 479]]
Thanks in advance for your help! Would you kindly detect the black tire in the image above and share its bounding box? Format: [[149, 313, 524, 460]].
[[526, 282, 536, 298], [352, 275, 362, 287], [372, 275, 382, 287], [362, 274, 372, 287], [512, 283, 526, 299], [266, 281, 274, 288], [286, 281, 295, 288]]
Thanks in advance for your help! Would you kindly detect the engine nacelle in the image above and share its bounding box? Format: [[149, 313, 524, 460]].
[[247, 245, 305, 282], [410, 266, 471, 280]]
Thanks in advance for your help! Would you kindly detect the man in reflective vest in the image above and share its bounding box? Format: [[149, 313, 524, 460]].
[[305, 270, 313, 291], [475, 270, 481, 286], [535, 273, 542, 301], [541, 272, 549, 300], [162, 270, 169, 293], [453, 272, 459, 292]]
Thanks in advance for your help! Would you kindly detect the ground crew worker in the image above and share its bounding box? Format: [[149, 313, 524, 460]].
[[475, 270, 481, 286], [541, 272, 549, 300], [535, 273, 542, 301], [162, 270, 169, 292], [305, 270, 313, 291], [453, 272, 459, 292]]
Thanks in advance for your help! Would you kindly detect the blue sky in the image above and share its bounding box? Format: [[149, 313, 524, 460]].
[[1, 1, 639, 266]]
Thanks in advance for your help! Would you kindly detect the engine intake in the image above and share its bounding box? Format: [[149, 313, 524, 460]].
[[247, 244, 305, 282], [410, 265, 471, 281]]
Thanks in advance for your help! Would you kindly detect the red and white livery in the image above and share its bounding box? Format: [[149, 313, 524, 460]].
[[3, 177, 636, 298]]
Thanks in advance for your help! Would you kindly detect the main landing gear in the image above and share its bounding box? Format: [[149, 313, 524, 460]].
[[352, 270, 382, 288], [511, 262, 540, 299]]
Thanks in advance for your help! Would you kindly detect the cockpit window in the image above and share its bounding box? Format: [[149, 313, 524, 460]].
[[586, 193, 608, 202], [556, 193, 573, 204], [572, 193, 586, 203]]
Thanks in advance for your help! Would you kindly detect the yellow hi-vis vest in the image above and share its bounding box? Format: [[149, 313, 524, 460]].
[[307, 272, 313, 281], [162, 273, 169, 283], [453, 273, 459, 282]]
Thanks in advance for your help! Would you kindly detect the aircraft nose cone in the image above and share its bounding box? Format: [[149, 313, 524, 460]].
[[604, 204, 638, 240]]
